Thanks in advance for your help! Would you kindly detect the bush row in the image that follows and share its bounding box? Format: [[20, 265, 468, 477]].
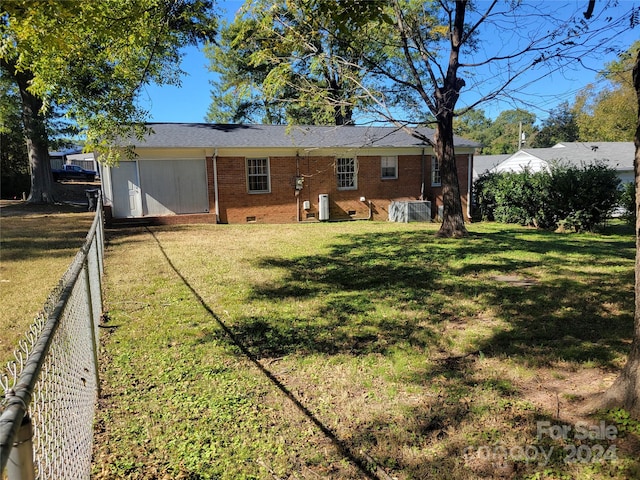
[[473, 162, 625, 232]]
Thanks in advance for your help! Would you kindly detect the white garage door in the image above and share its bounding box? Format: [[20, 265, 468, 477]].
[[138, 159, 209, 216]]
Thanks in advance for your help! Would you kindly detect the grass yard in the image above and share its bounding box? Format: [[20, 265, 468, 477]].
[[93, 221, 640, 479], [0, 201, 94, 362]]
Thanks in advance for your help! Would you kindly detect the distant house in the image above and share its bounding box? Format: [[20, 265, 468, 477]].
[[49, 148, 100, 174], [474, 142, 634, 184], [472, 154, 510, 180], [100, 123, 479, 225], [66, 152, 99, 174]]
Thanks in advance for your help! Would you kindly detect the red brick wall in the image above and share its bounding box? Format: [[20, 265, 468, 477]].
[[428, 154, 472, 220], [210, 153, 472, 224]]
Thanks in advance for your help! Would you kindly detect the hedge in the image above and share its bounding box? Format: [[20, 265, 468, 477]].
[[473, 162, 620, 232]]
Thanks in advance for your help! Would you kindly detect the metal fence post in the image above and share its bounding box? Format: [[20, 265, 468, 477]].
[[97, 194, 105, 276], [6, 415, 35, 480], [93, 230, 104, 317], [84, 260, 101, 398]]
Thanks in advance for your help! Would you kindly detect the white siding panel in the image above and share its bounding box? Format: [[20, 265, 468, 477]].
[[139, 159, 208, 216], [495, 156, 548, 174]]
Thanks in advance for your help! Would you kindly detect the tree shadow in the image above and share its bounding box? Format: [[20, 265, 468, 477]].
[[233, 227, 634, 367], [146, 223, 637, 479], [1, 213, 95, 262]]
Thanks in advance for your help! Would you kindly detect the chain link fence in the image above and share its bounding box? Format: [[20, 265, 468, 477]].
[[0, 195, 104, 479]]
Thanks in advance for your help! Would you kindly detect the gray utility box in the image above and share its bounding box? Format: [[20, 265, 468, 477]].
[[388, 200, 432, 222]]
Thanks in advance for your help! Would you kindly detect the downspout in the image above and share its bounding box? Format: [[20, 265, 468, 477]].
[[420, 148, 426, 200], [296, 152, 300, 223], [467, 153, 472, 221], [213, 148, 220, 223]]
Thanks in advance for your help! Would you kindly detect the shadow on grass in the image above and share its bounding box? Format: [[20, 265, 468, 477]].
[[144, 223, 636, 479], [234, 226, 634, 368], [1, 214, 94, 262], [145, 227, 381, 480]]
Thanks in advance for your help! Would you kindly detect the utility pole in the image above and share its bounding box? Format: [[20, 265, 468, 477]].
[[518, 122, 526, 149]]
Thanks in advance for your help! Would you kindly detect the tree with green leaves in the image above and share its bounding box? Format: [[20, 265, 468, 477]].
[[482, 109, 538, 154], [453, 109, 493, 151], [206, 0, 380, 125], [0, 70, 77, 199], [0, 71, 28, 198], [530, 101, 579, 148], [1, 0, 217, 203], [453, 108, 540, 154], [210, 0, 634, 237]]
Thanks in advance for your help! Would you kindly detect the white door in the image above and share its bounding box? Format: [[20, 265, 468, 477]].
[[111, 161, 142, 218]]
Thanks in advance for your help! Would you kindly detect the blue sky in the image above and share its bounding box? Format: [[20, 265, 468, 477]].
[[138, 1, 639, 125]]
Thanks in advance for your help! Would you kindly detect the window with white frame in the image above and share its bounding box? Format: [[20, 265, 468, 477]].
[[381, 156, 398, 179], [246, 157, 270, 193], [336, 157, 357, 190], [431, 156, 441, 186]]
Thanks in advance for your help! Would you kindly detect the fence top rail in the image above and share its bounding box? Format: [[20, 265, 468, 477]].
[[0, 196, 104, 472]]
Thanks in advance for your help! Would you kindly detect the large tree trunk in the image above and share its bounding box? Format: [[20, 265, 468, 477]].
[[432, 0, 468, 238], [601, 49, 640, 418], [434, 117, 468, 238], [13, 68, 55, 204]]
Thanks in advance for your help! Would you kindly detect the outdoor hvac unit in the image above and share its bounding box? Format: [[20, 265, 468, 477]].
[[388, 200, 432, 223], [318, 194, 330, 221]]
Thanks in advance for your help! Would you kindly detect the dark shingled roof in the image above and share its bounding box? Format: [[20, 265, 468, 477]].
[[126, 123, 480, 149]]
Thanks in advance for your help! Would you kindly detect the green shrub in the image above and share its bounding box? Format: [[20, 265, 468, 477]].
[[475, 169, 553, 227], [492, 169, 541, 226], [473, 171, 500, 221], [474, 161, 620, 232], [549, 162, 620, 232]]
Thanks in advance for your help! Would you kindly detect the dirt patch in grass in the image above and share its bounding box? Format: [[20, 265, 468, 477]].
[[516, 365, 616, 422]]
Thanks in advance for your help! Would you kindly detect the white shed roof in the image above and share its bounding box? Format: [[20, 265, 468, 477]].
[[485, 142, 634, 174]]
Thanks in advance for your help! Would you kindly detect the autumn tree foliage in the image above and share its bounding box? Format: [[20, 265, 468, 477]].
[[575, 41, 639, 142]]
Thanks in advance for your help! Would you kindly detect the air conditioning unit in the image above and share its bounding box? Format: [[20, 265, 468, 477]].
[[389, 200, 432, 223], [318, 194, 330, 221]]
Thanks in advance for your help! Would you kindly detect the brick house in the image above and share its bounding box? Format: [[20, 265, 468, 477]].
[[101, 123, 478, 225]]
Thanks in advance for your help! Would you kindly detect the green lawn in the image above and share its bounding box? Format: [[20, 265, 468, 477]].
[[0, 203, 94, 363], [93, 221, 640, 479]]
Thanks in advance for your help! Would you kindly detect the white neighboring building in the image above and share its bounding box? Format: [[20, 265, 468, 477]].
[[49, 149, 99, 174], [66, 152, 99, 174], [473, 154, 510, 179], [475, 142, 634, 184]]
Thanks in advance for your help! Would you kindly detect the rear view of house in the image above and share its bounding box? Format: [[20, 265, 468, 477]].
[[100, 123, 478, 225]]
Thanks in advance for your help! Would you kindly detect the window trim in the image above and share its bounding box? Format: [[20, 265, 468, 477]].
[[380, 156, 398, 180], [431, 156, 442, 187], [246, 157, 271, 194], [336, 157, 358, 190]]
